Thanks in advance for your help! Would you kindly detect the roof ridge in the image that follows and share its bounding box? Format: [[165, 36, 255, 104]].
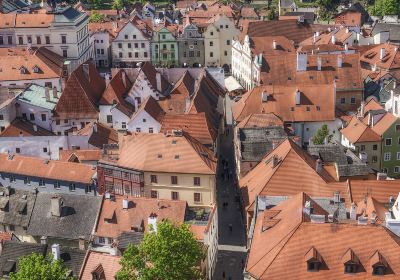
[[182, 132, 216, 174]]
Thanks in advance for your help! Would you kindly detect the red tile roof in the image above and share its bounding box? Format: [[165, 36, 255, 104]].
[[79, 251, 121, 280], [340, 115, 381, 143], [59, 150, 102, 162], [249, 36, 296, 56], [95, 196, 187, 238], [0, 119, 55, 137], [360, 43, 400, 71], [131, 96, 165, 123], [236, 113, 284, 129], [55, 62, 105, 119], [77, 122, 119, 149], [233, 84, 336, 122]]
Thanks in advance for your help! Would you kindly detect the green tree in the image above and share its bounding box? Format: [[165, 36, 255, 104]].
[[316, 0, 340, 21], [313, 124, 332, 145], [89, 10, 106, 22], [112, 0, 124, 11], [369, 0, 400, 16], [117, 220, 205, 280], [268, 7, 277, 20], [10, 253, 73, 280]]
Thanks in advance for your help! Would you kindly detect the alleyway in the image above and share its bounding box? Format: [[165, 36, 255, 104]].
[[213, 98, 247, 280]]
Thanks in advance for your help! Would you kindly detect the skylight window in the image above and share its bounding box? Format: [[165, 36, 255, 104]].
[[172, 140, 177, 144], [174, 155, 180, 159]]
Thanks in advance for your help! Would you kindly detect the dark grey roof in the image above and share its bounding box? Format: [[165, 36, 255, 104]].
[[371, 23, 400, 41], [0, 187, 36, 228], [117, 232, 144, 249], [307, 144, 348, 165], [285, 12, 315, 21], [27, 193, 101, 241], [54, 6, 87, 23], [312, 198, 347, 220], [239, 127, 288, 161], [1, 0, 28, 13], [0, 241, 47, 277], [47, 246, 86, 278], [380, 79, 400, 104]]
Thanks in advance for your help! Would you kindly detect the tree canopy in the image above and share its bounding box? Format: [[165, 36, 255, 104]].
[[112, 0, 124, 11], [117, 220, 205, 280], [316, 0, 340, 21], [89, 10, 106, 22], [10, 253, 73, 280], [369, 0, 400, 16], [313, 124, 332, 145]]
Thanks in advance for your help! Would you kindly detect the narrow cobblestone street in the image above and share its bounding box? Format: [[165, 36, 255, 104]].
[[213, 99, 247, 280]]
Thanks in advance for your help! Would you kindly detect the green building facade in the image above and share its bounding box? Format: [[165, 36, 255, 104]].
[[151, 27, 178, 67], [381, 118, 400, 178]]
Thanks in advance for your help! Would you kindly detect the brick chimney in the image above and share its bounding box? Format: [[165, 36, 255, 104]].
[[50, 196, 62, 217]]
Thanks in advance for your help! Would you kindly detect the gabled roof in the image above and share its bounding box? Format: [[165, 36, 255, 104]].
[[139, 62, 170, 94], [300, 26, 353, 46], [103, 132, 217, 174], [27, 193, 102, 240], [233, 84, 336, 123], [17, 83, 61, 111], [55, 62, 105, 119], [0, 118, 55, 137], [341, 115, 381, 143], [246, 192, 400, 279], [362, 99, 397, 136], [130, 96, 165, 123], [160, 112, 217, 145], [245, 36, 296, 56], [59, 150, 102, 162], [100, 69, 134, 117], [79, 251, 121, 280], [95, 196, 187, 238], [236, 113, 284, 129], [360, 43, 400, 71], [240, 139, 338, 211], [77, 122, 119, 149], [0, 153, 96, 184]]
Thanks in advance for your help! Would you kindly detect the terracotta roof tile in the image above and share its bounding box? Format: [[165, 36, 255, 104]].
[[0, 119, 55, 137], [59, 150, 102, 162], [249, 36, 296, 56], [160, 112, 217, 145], [102, 132, 216, 174], [131, 96, 165, 123], [95, 196, 187, 238], [240, 6, 258, 18], [341, 116, 381, 143], [77, 123, 118, 149], [140, 62, 170, 94], [236, 113, 284, 129], [233, 84, 335, 122], [55, 62, 105, 119], [79, 251, 121, 280], [0, 153, 95, 184], [360, 43, 400, 71]]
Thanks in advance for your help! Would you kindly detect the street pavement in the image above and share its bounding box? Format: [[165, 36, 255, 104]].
[[213, 97, 247, 280]]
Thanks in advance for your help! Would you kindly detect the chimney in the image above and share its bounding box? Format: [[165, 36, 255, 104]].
[[4, 186, 10, 196], [272, 155, 279, 168], [380, 48, 385, 60], [344, 43, 349, 51], [337, 55, 343, 68], [296, 52, 307, 72], [272, 40, 277, 50], [360, 101, 365, 117], [185, 97, 191, 113], [315, 158, 322, 173], [317, 56, 322, 71], [304, 200, 312, 215], [33, 124, 38, 132], [105, 73, 111, 87], [110, 246, 118, 256], [50, 196, 62, 217], [331, 35, 336, 44], [156, 72, 162, 92], [83, 64, 90, 81], [122, 71, 127, 88], [393, 80, 397, 89], [40, 236, 47, 245], [377, 172, 387, 181], [368, 113, 373, 126], [272, 140, 279, 150], [350, 202, 357, 220], [93, 123, 98, 133], [316, 31, 320, 37], [295, 89, 301, 105], [51, 244, 60, 261], [122, 198, 129, 209], [78, 236, 85, 250], [45, 87, 50, 102], [52, 86, 58, 99]]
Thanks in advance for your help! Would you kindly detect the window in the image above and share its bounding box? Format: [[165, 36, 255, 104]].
[[396, 124, 400, 132], [183, 51, 186, 57], [194, 177, 200, 186], [29, 113, 35, 121], [119, 52, 122, 58], [397, 152, 400, 160], [128, 52, 132, 58], [7, 36, 12, 44], [373, 144, 378, 150], [149, 127, 153, 133], [151, 190, 158, 198], [0, 114, 3, 120], [224, 50, 227, 56], [133, 34, 137, 39], [384, 152, 391, 161], [106, 115, 113, 123], [194, 41, 198, 45], [141, 43, 145, 48], [61, 35, 66, 44], [194, 193, 201, 203], [9, 175, 15, 182], [85, 185, 92, 193], [124, 34, 128, 39], [39, 179, 45, 187], [27, 36, 32, 44], [162, 44, 167, 49], [16, 148, 20, 153], [54, 181, 60, 189], [121, 122, 126, 129], [171, 44, 175, 49], [45, 36, 50, 44], [62, 50, 68, 58], [22, 113, 27, 120], [18, 36, 23, 45], [41, 114, 46, 122], [24, 177, 30, 185], [316, 106, 321, 111], [98, 237, 105, 244], [118, 43, 122, 48], [226, 40, 230, 45], [189, 50, 194, 57], [144, 52, 148, 58], [162, 34, 166, 39], [225, 24, 228, 28], [69, 183, 76, 191], [372, 266, 385, 276], [360, 145, 365, 151], [136, 128, 141, 132], [209, 41, 213, 46], [128, 43, 131, 48], [135, 52, 138, 58], [340, 97, 346, 104], [344, 264, 357, 274], [385, 138, 392, 146], [307, 262, 320, 272], [395, 166, 400, 173], [171, 176, 178, 185], [150, 175, 157, 183], [210, 52, 214, 57], [43, 147, 47, 153], [0, 36, 4, 45], [350, 97, 356, 104], [171, 191, 179, 200]]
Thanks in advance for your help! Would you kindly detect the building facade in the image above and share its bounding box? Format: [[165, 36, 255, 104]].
[[177, 22, 205, 67], [151, 26, 179, 67]]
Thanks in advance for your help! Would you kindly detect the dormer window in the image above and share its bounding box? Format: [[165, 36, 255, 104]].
[[344, 263, 357, 274], [32, 65, 40, 73], [373, 265, 386, 276], [305, 247, 323, 272], [19, 66, 27, 74], [370, 251, 388, 276]]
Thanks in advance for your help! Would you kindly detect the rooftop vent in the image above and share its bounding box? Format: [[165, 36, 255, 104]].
[[357, 216, 368, 225]]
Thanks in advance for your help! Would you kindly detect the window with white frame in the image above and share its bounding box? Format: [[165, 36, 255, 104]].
[[384, 152, 391, 161], [395, 166, 400, 173], [397, 152, 400, 160]]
